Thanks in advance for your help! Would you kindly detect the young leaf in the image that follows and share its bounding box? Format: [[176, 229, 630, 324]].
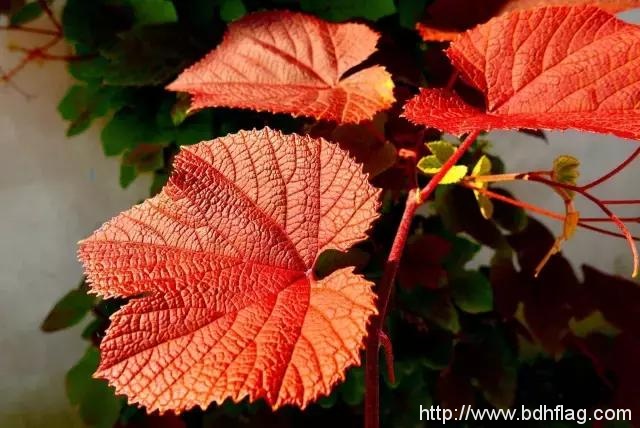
[[300, 0, 396, 22], [67, 347, 122, 428], [450, 270, 493, 314], [417, 140, 469, 184], [470, 155, 494, 219], [218, 0, 246, 22], [78, 128, 380, 412], [167, 12, 395, 124], [552, 155, 580, 188], [416, 0, 640, 42], [41, 283, 95, 332], [9, 1, 42, 26], [405, 6, 640, 140]]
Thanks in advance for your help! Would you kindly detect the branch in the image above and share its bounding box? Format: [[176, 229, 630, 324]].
[[37, 0, 62, 32], [0, 25, 59, 35], [529, 175, 638, 277], [364, 131, 479, 428], [581, 146, 640, 190]]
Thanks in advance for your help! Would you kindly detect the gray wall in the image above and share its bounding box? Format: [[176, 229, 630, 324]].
[[1, 9, 638, 428]]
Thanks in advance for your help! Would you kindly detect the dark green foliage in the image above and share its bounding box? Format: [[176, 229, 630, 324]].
[[30, 0, 640, 427], [41, 278, 95, 332]]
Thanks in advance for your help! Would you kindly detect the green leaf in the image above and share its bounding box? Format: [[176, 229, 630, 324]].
[[150, 171, 169, 196], [10, 1, 42, 26], [130, 0, 178, 25], [219, 0, 246, 22], [170, 93, 191, 126], [435, 185, 509, 250], [101, 107, 169, 156], [552, 155, 580, 191], [418, 156, 468, 184], [472, 154, 492, 177], [339, 367, 365, 406], [300, 0, 395, 22], [176, 111, 214, 146], [426, 140, 455, 164], [470, 155, 494, 219], [450, 270, 493, 314], [81, 318, 101, 340], [41, 286, 95, 332], [67, 347, 100, 406], [490, 188, 528, 233], [416, 155, 442, 174], [419, 141, 469, 184], [397, 0, 427, 29], [67, 54, 109, 83], [476, 193, 494, 219], [101, 109, 142, 156], [119, 163, 138, 188], [67, 348, 123, 428], [58, 85, 112, 137], [100, 24, 200, 86]]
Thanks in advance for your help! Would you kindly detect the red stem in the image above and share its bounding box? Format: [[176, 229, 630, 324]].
[[462, 183, 565, 221], [364, 191, 418, 428], [578, 222, 640, 241], [364, 131, 479, 428], [379, 331, 395, 385], [529, 175, 639, 277], [0, 25, 59, 35], [581, 146, 640, 190], [37, 0, 62, 32], [581, 217, 639, 223], [603, 199, 640, 205]]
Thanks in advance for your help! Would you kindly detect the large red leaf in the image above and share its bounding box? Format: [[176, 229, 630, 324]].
[[416, 0, 640, 42], [405, 6, 640, 140], [167, 11, 395, 124], [78, 128, 380, 412]]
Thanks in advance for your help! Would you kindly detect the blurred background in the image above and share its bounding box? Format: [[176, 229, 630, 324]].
[[1, 6, 639, 428]]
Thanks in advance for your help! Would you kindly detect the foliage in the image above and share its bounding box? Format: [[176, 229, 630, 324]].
[[4, 0, 633, 427]]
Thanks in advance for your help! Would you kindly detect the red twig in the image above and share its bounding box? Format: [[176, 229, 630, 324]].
[[462, 182, 566, 221], [602, 199, 640, 205], [364, 131, 479, 428], [581, 146, 640, 190], [37, 0, 62, 32], [0, 25, 59, 35], [529, 175, 639, 277], [578, 223, 640, 241], [581, 217, 639, 223], [1, 35, 62, 83], [379, 331, 395, 385]]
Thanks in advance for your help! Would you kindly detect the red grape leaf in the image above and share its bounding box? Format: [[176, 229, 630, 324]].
[[77, 128, 380, 412], [416, 0, 640, 42], [405, 6, 640, 140], [167, 11, 395, 124]]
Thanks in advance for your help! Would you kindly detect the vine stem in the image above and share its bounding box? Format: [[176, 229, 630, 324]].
[[364, 131, 479, 428]]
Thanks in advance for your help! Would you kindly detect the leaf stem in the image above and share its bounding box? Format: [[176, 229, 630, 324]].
[[461, 183, 565, 221], [364, 131, 479, 428], [0, 25, 59, 35], [581, 146, 640, 190]]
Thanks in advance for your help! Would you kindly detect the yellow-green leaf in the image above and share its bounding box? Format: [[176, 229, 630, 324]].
[[418, 155, 468, 184], [477, 193, 494, 219], [426, 140, 455, 164], [417, 155, 442, 174], [552, 155, 580, 186], [472, 154, 492, 177]]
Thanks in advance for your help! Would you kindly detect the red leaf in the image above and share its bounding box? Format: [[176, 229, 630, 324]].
[[406, 6, 640, 140], [78, 128, 380, 412], [416, 0, 640, 42], [167, 12, 395, 124]]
